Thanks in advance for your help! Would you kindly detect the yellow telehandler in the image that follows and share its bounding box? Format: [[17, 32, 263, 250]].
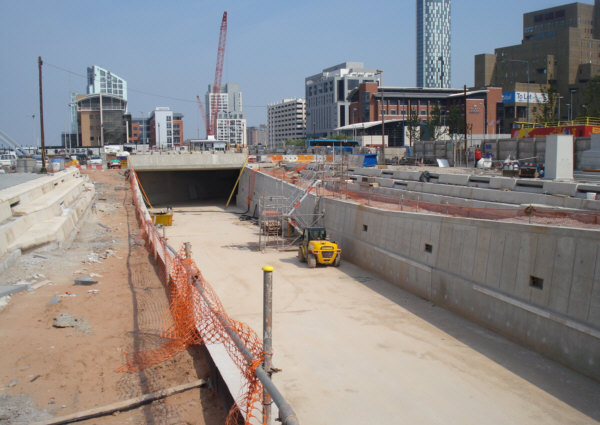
[[297, 227, 341, 268]]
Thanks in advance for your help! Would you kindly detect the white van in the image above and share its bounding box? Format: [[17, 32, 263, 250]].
[[0, 152, 18, 168]]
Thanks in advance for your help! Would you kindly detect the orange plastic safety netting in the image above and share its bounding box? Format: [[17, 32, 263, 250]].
[[258, 165, 600, 228], [118, 170, 265, 425]]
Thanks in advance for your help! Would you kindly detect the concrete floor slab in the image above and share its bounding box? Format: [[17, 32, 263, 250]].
[[167, 203, 600, 425]]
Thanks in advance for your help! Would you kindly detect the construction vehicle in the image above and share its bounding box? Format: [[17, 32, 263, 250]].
[[297, 227, 341, 268]]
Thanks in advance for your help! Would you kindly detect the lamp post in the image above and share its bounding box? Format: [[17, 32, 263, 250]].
[[569, 89, 577, 122], [505, 59, 530, 122], [438, 56, 444, 88], [566, 104, 571, 122], [376, 69, 385, 165], [557, 96, 563, 122]]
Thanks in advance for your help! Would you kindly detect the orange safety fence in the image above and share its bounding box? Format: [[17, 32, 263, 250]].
[[258, 166, 600, 228], [119, 169, 265, 425]]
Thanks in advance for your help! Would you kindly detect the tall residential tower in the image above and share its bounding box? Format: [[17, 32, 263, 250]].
[[416, 0, 451, 88]]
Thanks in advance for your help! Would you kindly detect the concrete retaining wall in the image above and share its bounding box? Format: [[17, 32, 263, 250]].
[[237, 167, 600, 381]]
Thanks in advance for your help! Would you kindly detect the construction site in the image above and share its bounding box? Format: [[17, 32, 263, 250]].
[[1, 130, 600, 424]]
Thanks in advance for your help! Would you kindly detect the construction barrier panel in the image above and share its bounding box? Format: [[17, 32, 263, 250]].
[[120, 170, 265, 425]]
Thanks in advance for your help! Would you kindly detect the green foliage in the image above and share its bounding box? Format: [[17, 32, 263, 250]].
[[447, 104, 465, 136], [582, 75, 600, 117], [423, 105, 446, 141], [406, 110, 421, 145], [328, 134, 353, 140], [285, 138, 306, 147], [535, 83, 558, 123]]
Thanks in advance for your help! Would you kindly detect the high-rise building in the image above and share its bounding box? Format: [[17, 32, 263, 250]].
[[267, 99, 306, 150], [205, 83, 246, 146], [305, 62, 379, 138], [474, 1, 600, 128], [416, 0, 451, 88], [87, 65, 128, 100]]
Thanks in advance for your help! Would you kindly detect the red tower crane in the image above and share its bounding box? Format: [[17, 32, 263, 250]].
[[196, 11, 228, 138]]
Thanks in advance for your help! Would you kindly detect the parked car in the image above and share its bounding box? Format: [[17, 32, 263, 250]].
[[108, 159, 122, 169], [89, 156, 102, 165]]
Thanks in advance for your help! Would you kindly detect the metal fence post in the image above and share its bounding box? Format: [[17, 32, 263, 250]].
[[263, 265, 274, 425]]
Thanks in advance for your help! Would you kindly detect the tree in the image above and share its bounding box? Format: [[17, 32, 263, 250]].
[[535, 83, 559, 123], [285, 138, 306, 147], [582, 75, 600, 118], [423, 104, 447, 141], [446, 104, 465, 137], [405, 110, 421, 146]]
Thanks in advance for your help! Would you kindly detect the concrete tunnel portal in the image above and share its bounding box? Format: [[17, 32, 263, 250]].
[[136, 169, 240, 206]]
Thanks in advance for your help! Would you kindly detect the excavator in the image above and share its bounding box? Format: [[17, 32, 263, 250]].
[[297, 227, 341, 268]]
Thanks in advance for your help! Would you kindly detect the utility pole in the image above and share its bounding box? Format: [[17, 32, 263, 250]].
[[463, 85, 468, 167], [38, 56, 47, 173]]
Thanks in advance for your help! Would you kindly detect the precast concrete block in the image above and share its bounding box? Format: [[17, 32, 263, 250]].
[[567, 239, 597, 322], [438, 173, 470, 186], [473, 228, 492, 284], [484, 230, 506, 289], [375, 177, 395, 188], [514, 232, 539, 301], [459, 226, 478, 280], [529, 235, 557, 308], [354, 167, 382, 177], [447, 226, 466, 275], [499, 231, 521, 295], [590, 250, 600, 325], [436, 222, 455, 271], [545, 135, 574, 180], [490, 177, 517, 190], [548, 236, 576, 314], [542, 181, 579, 197], [391, 170, 422, 181]]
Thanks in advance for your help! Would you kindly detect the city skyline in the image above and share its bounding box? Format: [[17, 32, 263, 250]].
[[0, 0, 581, 146]]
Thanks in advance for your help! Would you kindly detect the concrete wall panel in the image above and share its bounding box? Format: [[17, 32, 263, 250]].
[[549, 237, 576, 314], [567, 239, 597, 322]]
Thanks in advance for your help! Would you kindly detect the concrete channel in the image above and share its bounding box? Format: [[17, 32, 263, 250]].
[[164, 201, 600, 425]]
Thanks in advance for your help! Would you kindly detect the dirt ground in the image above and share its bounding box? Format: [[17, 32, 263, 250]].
[[0, 169, 227, 425]]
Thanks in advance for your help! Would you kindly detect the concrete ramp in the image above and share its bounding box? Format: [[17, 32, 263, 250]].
[[0, 169, 94, 270]]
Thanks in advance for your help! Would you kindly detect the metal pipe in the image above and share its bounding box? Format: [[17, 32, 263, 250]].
[[262, 265, 274, 425], [38, 56, 47, 173], [164, 241, 299, 425]]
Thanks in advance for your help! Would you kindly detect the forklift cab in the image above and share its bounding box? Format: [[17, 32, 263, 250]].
[[304, 227, 327, 243]]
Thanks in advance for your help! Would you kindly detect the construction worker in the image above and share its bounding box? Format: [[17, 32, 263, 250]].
[[474, 147, 482, 167]]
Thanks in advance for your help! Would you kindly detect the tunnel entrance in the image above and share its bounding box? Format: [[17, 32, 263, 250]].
[[136, 169, 240, 206]]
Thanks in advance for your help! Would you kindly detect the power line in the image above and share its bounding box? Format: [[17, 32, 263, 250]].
[[44, 60, 269, 108]]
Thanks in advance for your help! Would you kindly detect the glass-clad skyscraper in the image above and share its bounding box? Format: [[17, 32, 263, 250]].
[[416, 0, 451, 88], [87, 65, 128, 100]]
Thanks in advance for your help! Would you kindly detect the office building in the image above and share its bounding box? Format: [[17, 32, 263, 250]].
[[345, 83, 502, 146], [246, 125, 267, 147], [87, 65, 128, 100], [305, 62, 379, 138], [416, 0, 452, 88], [75, 94, 127, 147], [475, 1, 600, 128], [267, 99, 306, 149], [205, 83, 246, 146]]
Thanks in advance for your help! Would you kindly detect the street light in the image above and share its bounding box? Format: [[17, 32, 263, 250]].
[[557, 96, 563, 122], [569, 89, 577, 122], [376, 69, 385, 164], [504, 59, 530, 122]]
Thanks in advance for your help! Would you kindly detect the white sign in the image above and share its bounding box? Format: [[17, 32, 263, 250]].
[[513, 91, 546, 104]]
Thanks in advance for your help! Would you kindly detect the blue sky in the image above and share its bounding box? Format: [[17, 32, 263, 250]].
[[0, 0, 570, 146]]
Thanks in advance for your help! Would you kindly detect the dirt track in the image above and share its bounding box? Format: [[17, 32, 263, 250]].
[[0, 169, 226, 425]]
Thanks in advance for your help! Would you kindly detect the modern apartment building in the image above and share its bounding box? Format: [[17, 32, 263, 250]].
[[205, 83, 246, 146], [305, 62, 380, 138], [87, 65, 128, 100], [475, 1, 600, 128], [146, 107, 184, 149], [416, 0, 452, 88], [267, 98, 306, 149]]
